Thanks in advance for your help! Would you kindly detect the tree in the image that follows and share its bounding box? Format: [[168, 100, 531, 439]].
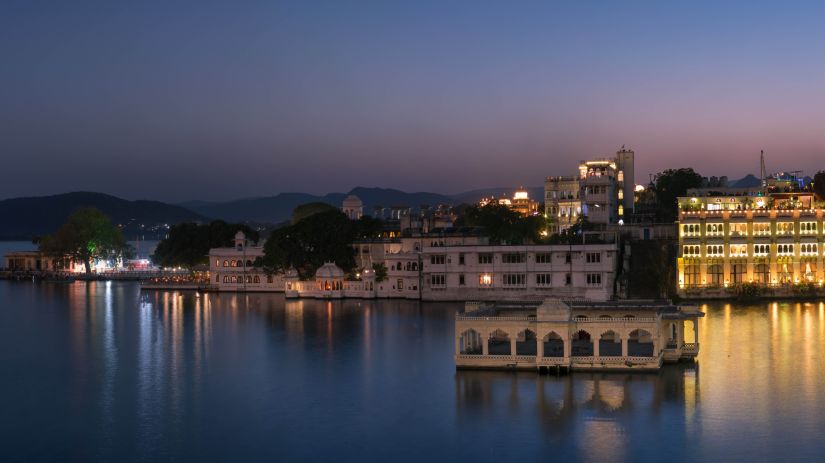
[[291, 202, 337, 225], [39, 207, 132, 275], [654, 168, 703, 221], [812, 171, 825, 200], [262, 210, 357, 279], [463, 203, 542, 244], [152, 220, 259, 269], [372, 262, 388, 282]]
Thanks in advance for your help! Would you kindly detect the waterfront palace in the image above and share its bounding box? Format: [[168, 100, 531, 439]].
[[677, 188, 825, 298], [455, 298, 702, 372], [210, 228, 620, 301]]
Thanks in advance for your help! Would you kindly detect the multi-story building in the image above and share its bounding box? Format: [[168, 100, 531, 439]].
[[544, 147, 635, 232], [208, 231, 285, 291], [676, 190, 825, 298], [479, 188, 540, 217]]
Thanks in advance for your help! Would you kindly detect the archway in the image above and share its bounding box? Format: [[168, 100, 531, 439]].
[[543, 332, 564, 357], [628, 329, 654, 356], [516, 329, 537, 356], [599, 330, 621, 356], [571, 330, 593, 357], [460, 329, 483, 355], [488, 329, 511, 355]]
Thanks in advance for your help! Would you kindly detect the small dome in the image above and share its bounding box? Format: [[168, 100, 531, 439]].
[[234, 231, 246, 239], [342, 195, 363, 207], [315, 262, 344, 279]]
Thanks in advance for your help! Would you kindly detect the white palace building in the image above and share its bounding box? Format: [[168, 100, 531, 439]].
[[207, 196, 622, 301]]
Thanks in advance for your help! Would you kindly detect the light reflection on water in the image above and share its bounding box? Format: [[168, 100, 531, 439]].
[[2, 281, 825, 461]]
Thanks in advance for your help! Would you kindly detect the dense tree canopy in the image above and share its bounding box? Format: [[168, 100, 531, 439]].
[[39, 207, 132, 274], [291, 202, 337, 224], [812, 171, 825, 200], [462, 203, 543, 244], [262, 209, 358, 279], [654, 168, 703, 221], [152, 220, 259, 269]]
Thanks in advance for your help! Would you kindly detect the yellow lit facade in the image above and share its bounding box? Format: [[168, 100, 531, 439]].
[[677, 192, 825, 298]]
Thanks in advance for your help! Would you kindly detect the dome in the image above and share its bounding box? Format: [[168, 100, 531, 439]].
[[342, 195, 363, 208], [315, 262, 344, 279], [234, 230, 246, 240]]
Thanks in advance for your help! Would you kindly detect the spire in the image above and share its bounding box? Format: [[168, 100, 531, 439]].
[[760, 150, 766, 187]]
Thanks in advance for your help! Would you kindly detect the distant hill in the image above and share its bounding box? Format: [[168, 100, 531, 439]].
[[729, 174, 761, 188], [0, 192, 208, 240], [182, 187, 454, 223], [182, 186, 549, 224]]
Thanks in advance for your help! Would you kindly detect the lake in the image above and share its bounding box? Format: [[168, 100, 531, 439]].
[[1, 281, 824, 462]]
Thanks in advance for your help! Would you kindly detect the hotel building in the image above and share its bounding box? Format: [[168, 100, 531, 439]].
[[676, 190, 825, 298], [544, 147, 635, 233]]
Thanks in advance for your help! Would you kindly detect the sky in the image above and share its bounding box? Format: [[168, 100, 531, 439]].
[[2, 0, 825, 202]]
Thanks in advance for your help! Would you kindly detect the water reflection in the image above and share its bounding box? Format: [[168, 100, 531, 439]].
[[7, 281, 825, 461]]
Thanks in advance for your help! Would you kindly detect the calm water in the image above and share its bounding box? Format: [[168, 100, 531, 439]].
[[1, 281, 824, 462]]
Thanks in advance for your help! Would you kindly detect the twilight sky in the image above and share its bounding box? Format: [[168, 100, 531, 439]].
[[2, 0, 825, 202]]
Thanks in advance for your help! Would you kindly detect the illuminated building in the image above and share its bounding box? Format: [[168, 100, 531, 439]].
[[478, 188, 539, 217], [544, 146, 635, 233], [455, 298, 702, 371], [676, 190, 825, 298]]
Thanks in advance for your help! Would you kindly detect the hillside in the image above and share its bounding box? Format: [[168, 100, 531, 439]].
[[182, 187, 455, 223], [0, 192, 208, 240]]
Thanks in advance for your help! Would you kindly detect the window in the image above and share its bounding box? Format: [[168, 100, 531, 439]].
[[684, 265, 700, 286], [459, 275, 465, 286], [729, 244, 748, 257], [458, 253, 465, 265], [586, 273, 602, 286], [778, 244, 794, 255], [683, 245, 701, 257], [215, 259, 220, 267], [801, 222, 817, 234], [753, 222, 770, 236], [397, 278, 404, 292], [535, 253, 552, 264], [731, 264, 745, 284], [565, 253, 572, 264], [536, 274, 552, 287], [223, 260, 229, 267], [754, 264, 770, 283], [503, 274, 526, 287], [430, 255, 445, 265], [267, 275, 273, 284], [502, 253, 525, 264], [253, 275, 260, 283], [565, 273, 572, 286], [706, 223, 724, 236], [730, 223, 747, 237], [430, 274, 446, 287], [801, 243, 818, 255], [706, 245, 724, 256], [708, 265, 723, 285], [478, 253, 493, 264], [681, 223, 700, 237], [216, 275, 220, 283], [777, 222, 794, 235], [753, 244, 770, 256], [586, 252, 601, 263], [479, 273, 493, 286]]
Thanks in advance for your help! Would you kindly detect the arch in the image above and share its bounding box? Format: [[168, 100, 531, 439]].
[[516, 329, 537, 356], [246, 260, 253, 267], [571, 330, 593, 357], [223, 260, 229, 267], [598, 315, 612, 320], [574, 315, 589, 321], [628, 329, 654, 357], [599, 330, 621, 356], [708, 264, 723, 285], [623, 314, 635, 319], [267, 275, 273, 284], [253, 275, 260, 283], [542, 331, 564, 358], [754, 263, 770, 284], [459, 329, 483, 355], [488, 329, 511, 355]]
